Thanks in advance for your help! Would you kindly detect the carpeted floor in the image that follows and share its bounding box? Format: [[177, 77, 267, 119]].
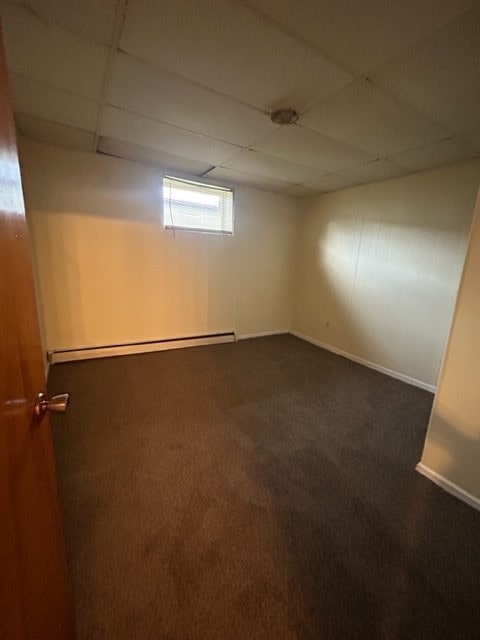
[[49, 334, 480, 640]]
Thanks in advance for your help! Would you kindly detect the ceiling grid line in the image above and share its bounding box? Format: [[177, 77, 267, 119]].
[[114, 48, 274, 117], [349, 2, 480, 93], [242, 0, 478, 84], [102, 103, 250, 152], [93, 0, 129, 151], [2, 0, 479, 196], [5, 0, 114, 46], [237, 0, 359, 79]]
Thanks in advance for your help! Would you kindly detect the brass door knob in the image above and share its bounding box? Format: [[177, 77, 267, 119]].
[[34, 392, 70, 418]]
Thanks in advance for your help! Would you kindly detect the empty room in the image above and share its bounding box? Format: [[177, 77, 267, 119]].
[[1, 1, 480, 639]]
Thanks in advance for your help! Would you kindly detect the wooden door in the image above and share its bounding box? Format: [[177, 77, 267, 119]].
[[0, 22, 75, 640]]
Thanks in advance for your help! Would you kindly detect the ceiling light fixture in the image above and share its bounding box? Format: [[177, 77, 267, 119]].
[[270, 108, 299, 125]]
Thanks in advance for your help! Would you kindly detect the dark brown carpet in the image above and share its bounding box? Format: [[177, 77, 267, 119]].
[[49, 334, 480, 640]]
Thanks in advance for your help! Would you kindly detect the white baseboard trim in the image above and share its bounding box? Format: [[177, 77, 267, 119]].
[[48, 332, 235, 364], [290, 330, 436, 393], [416, 463, 480, 512], [237, 329, 289, 341]]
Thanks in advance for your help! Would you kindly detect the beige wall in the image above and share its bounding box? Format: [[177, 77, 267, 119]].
[[420, 190, 480, 499], [293, 160, 480, 387], [20, 137, 480, 396], [19, 139, 297, 352]]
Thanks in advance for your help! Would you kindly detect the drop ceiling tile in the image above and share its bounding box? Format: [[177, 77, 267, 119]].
[[279, 184, 318, 198], [203, 167, 290, 192], [246, 0, 476, 75], [303, 173, 361, 193], [10, 73, 99, 132], [372, 7, 480, 134], [97, 137, 213, 176], [99, 106, 242, 166], [0, 1, 108, 99], [15, 113, 96, 152], [390, 136, 478, 172], [225, 149, 326, 184], [6, 0, 118, 45], [253, 125, 375, 173], [119, 0, 352, 112], [302, 80, 450, 156], [340, 159, 406, 184], [106, 52, 278, 147]]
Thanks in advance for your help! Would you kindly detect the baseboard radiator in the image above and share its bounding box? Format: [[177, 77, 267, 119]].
[[48, 332, 236, 364]]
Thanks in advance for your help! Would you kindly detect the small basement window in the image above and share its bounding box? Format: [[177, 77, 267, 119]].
[[163, 175, 234, 234]]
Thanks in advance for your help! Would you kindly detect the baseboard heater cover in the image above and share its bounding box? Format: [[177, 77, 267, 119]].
[[48, 332, 236, 364]]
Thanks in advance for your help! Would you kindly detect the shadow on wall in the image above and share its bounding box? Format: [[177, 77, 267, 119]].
[[421, 411, 480, 499], [20, 143, 171, 350], [30, 211, 87, 349], [294, 204, 470, 386], [19, 138, 166, 223], [294, 209, 368, 359], [25, 210, 238, 352], [22, 140, 297, 352]]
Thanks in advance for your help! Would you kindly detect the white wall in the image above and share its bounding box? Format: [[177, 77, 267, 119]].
[[19, 139, 297, 352], [420, 189, 480, 501], [20, 137, 480, 394], [293, 160, 480, 388]]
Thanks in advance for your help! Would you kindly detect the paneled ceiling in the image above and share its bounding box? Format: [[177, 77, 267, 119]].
[[2, 0, 479, 196]]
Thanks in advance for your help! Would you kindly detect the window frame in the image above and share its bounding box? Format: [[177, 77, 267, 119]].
[[162, 175, 235, 236]]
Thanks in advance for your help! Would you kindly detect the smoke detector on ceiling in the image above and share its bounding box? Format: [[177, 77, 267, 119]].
[[270, 108, 299, 125]]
